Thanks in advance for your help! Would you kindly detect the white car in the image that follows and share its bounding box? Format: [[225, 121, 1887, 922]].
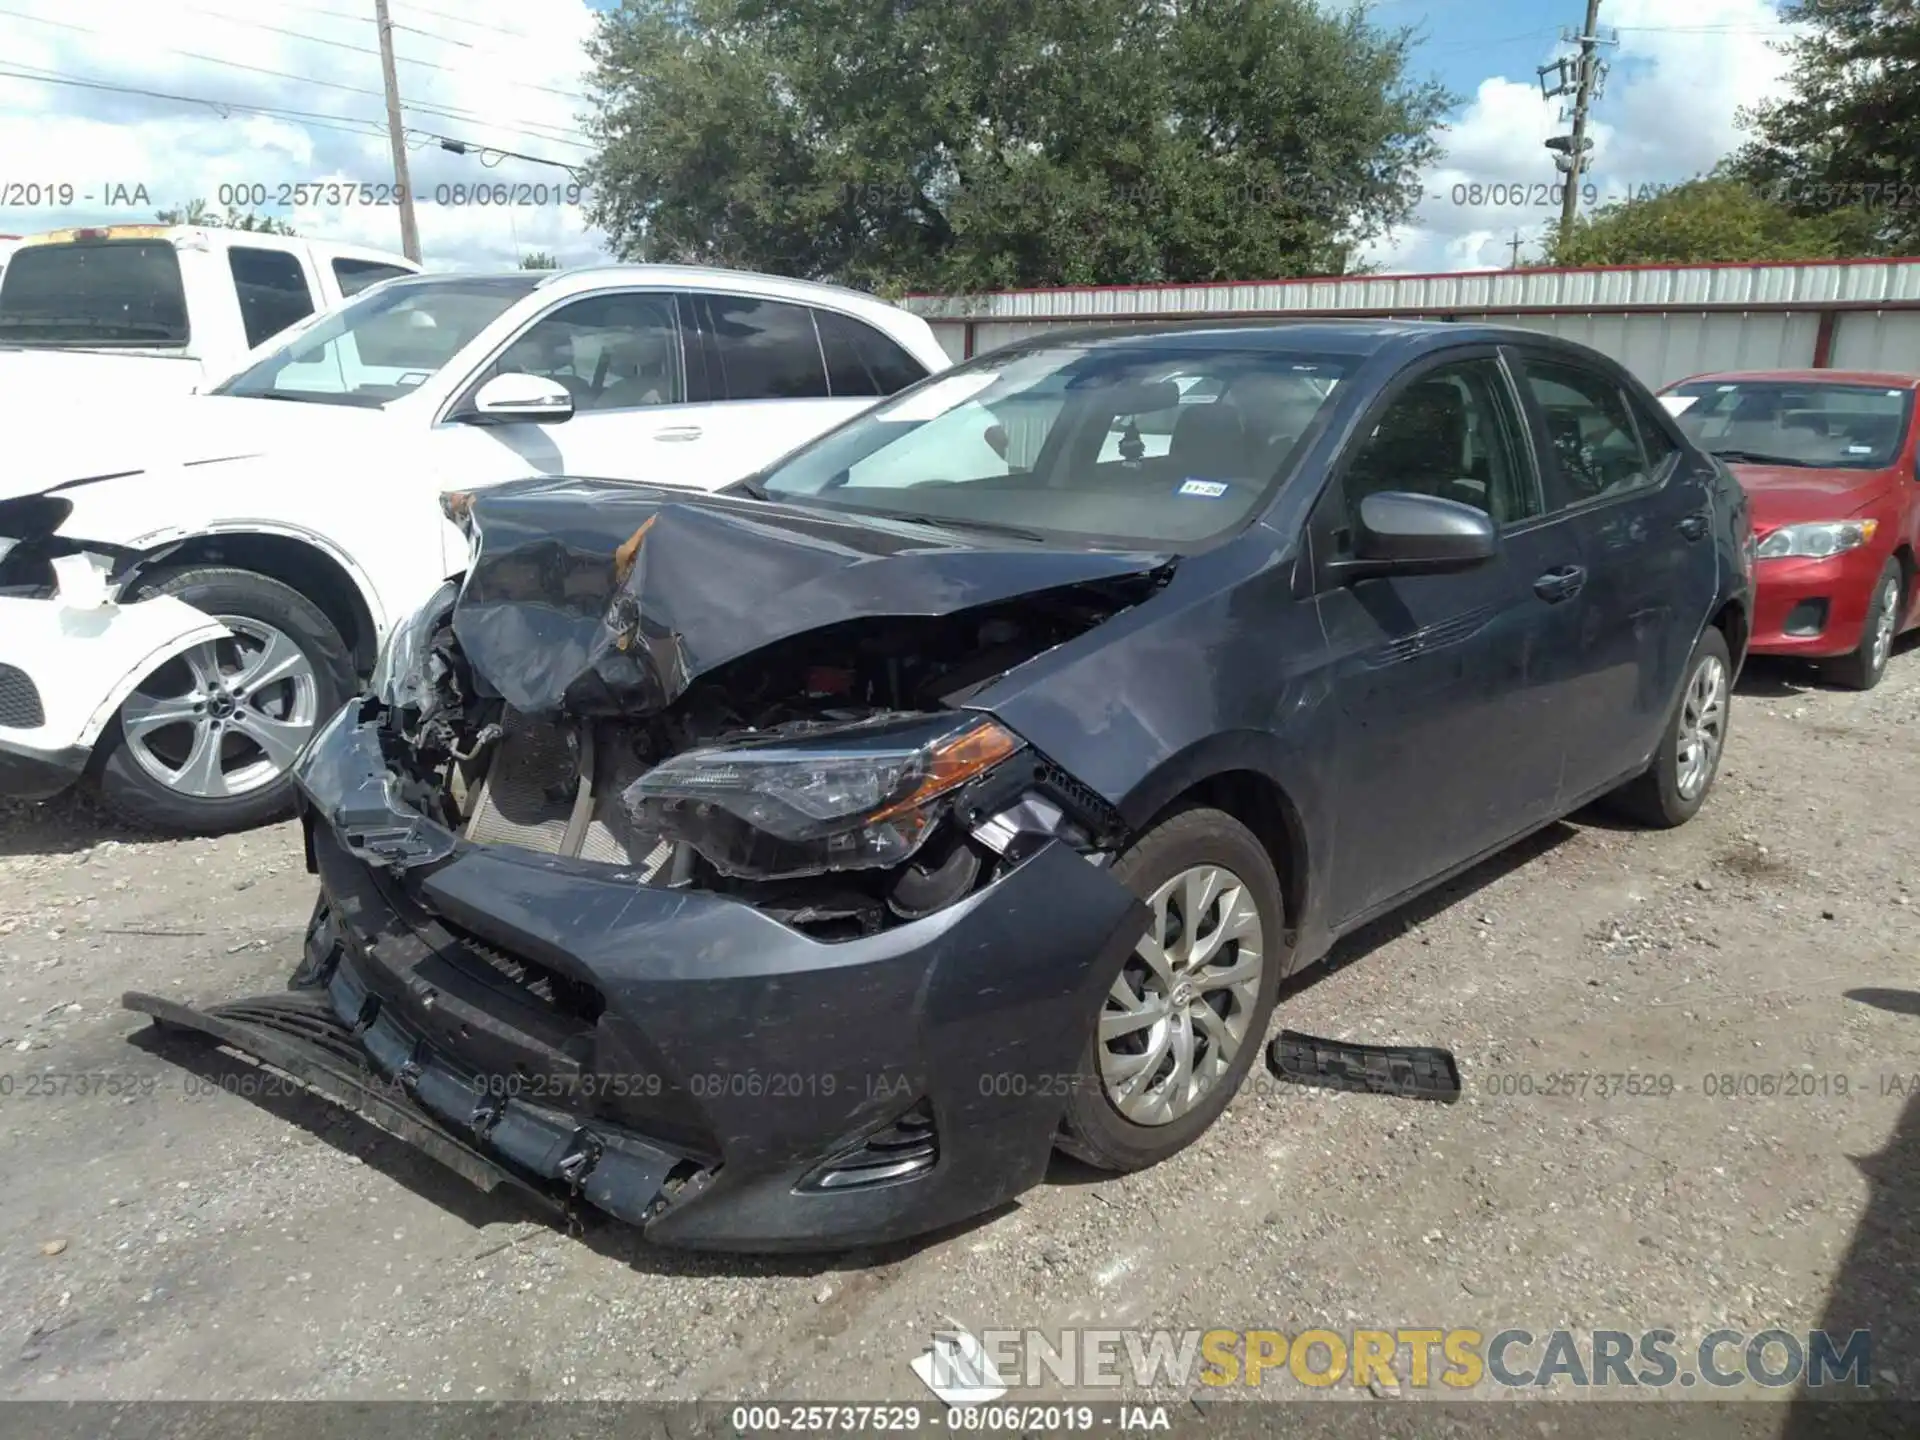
[[0, 224, 419, 411], [0, 264, 950, 832]]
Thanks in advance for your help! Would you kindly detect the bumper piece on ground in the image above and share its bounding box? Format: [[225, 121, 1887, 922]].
[[1268, 1029, 1462, 1103]]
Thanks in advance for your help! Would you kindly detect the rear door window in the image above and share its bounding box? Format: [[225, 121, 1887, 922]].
[[0, 240, 190, 346], [228, 246, 316, 349], [1517, 357, 1670, 509], [696, 294, 830, 400]]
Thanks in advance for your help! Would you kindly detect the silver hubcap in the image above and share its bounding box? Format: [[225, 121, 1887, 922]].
[[1099, 863, 1266, 1126], [1675, 654, 1728, 801], [1869, 576, 1899, 673], [120, 616, 319, 799]]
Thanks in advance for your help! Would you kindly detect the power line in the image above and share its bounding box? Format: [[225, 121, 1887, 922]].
[[167, 3, 593, 102], [393, 2, 545, 43], [0, 5, 594, 149], [0, 64, 587, 176]]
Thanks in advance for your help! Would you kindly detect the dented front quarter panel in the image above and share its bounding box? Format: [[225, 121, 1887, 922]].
[[450, 478, 1173, 714]]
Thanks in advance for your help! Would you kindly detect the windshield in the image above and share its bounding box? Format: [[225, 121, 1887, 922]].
[[758, 343, 1350, 547], [1665, 380, 1913, 469], [211, 274, 540, 408], [0, 240, 189, 347]]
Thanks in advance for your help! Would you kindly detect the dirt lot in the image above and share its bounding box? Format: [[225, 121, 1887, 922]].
[[0, 647, 1915, 1416]]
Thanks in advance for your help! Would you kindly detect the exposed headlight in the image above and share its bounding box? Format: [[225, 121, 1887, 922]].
[[623, 713, 1024, 880], [1755, 519, 1877, 560], [371, 578, 461, 710]]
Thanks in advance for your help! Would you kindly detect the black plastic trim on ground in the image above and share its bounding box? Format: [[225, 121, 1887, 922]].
[[1266, 1029, 1463, 1103]]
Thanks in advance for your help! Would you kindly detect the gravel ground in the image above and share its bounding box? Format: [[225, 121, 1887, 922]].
[[0, 647, 1915, 1415]]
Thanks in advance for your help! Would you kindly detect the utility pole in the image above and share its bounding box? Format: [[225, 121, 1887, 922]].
[[1506, 231, 1526, 268], [374, 0, 421, 262], [1539, 0, 1614, 247]]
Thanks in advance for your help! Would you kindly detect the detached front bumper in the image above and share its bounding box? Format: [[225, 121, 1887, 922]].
[[1747, 547, 1885, 659], [127, 703, 1146, 1251], [0, 573, 229, 800]]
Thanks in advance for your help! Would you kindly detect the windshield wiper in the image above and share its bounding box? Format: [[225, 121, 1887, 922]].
[[885, 512, 1051, 543], [1710, 449, 1817, 468], [731, 472, 769, 500]]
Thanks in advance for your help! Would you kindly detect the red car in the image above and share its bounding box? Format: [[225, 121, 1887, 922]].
[[1659, 369, 1920, 689]]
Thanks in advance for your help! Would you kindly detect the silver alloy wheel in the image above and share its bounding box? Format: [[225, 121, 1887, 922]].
[[119, 615, 320, 800], [1674, 652, 1728, 802], [1099, 863, 1266, 1126], [1869, 575, 1900, 676]]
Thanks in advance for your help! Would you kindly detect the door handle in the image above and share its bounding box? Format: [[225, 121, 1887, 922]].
[[652, 426, 702, 442], [1677, 511, 1709, 541], [1533, 565, 1587, 603]]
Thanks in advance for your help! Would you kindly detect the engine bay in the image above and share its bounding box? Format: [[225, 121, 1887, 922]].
[[373, 582, 1147, 938]]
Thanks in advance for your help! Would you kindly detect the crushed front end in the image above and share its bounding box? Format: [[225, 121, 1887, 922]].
[[127, 481, 1163, 1250]]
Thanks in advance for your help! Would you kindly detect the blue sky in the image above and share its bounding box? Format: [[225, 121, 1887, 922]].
[[0, 0, 1796, 276]]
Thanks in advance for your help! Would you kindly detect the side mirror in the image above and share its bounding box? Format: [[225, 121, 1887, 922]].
[[462, 372, 574, 425], [1327, 491, 1498, 581]]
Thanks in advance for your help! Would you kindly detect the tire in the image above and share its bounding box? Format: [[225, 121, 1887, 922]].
[[1057, 806, 1285, 1172], [94, 567, 353, 834], [1603, 625, 1733, 829], [1822, 558, 1902, 692]]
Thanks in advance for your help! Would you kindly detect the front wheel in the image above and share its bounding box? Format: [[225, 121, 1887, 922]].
[[94, 567, 353, 834], [1823, 559, 1902, 692], [1057, 807, 1284, 1172], [1603, 625, 1732, 829]]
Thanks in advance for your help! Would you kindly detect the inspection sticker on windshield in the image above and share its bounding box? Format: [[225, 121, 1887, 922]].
[[1179, 478, 1229, 497]]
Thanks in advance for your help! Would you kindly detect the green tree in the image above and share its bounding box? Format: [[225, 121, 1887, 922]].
[[156, 198, 298, 236], [1539, 174, 1880, 267], [1724, 0, 1920, 253], [519, 250, 559, 269], [582, 0, 1455, 291]]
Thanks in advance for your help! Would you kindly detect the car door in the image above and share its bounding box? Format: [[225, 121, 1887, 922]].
[[677, 293, 920, 482], [1309, 348, 1593, 926], [1506, 347, 1718, 797], [436, 288, 703, 486]]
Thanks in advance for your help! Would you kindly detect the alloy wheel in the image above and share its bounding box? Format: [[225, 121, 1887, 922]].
[[1674, 653, 1728, 802], [1099, 863, 1267, 1126], [1870, 576, 1900, 676], [119, 616, 320, 799]]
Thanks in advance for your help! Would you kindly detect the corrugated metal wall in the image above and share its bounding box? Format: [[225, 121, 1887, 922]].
[[912, 259, 1920, 387]]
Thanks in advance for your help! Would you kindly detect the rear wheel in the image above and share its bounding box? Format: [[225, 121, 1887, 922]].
[[1823, 559, 1902, 692], [1603, 625, 1732, 829], [95, 567, 352, 834], [1057, 807, 1284, 1172]]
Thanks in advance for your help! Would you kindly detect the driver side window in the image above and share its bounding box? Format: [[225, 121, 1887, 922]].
[[1340, 358, 1538, 541], [490, 292, 684, 413]]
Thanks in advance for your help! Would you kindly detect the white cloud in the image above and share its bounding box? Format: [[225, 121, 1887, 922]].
[[0, 0, 609, 269], [1369, 0, 1799, 273]]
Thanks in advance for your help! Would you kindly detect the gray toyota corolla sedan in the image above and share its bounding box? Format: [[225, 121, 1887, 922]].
[[127, 320, 1755, 1251]]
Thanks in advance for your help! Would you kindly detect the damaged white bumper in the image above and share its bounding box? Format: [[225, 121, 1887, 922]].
[[0, 555, 230, 800]]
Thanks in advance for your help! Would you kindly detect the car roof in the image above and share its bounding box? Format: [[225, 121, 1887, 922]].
[[1669, 368, 1920, 390], [380, 263, 913, 322], [972, 317, 1603, 361]]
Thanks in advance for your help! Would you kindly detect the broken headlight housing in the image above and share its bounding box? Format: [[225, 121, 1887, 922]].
[[370, 578, 461, 712], [623, 713, 1023, 880]]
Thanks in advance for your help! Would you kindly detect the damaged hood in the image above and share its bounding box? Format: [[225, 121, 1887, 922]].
[[451, 477, 1172, 715]]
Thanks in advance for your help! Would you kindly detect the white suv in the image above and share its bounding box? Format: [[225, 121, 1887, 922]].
[[0, 264, 950, 832]]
